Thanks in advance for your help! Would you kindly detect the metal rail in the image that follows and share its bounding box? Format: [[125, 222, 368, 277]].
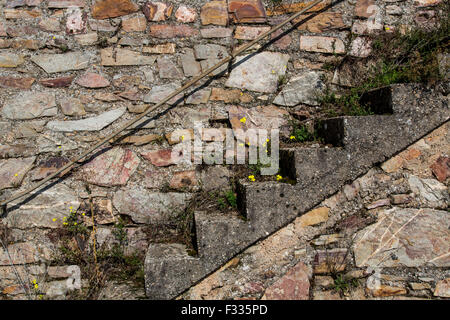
[[0, 0, 326, 211]]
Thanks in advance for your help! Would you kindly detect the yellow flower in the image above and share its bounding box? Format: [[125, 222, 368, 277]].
[[82, 213, 85, 216], [239, 143, 244, 147], [248, 175, 256, 182], [240, 117, 246, 124], [74, 222, 77, 226], [52, 218, 57, 222], [32, 279, 37, 284], [290, 136, 296, 140], [69, 206, 73, 210], [266, 138, 270, 142], [240, 92, 243, 96], [63, 222, 68, 226], [34, 284, 39, 289], [276, 175, 282, 181], [14, 173, 18, 177]]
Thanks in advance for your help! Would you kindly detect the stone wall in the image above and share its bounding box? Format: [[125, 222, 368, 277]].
[[0, 0, 446, 299]]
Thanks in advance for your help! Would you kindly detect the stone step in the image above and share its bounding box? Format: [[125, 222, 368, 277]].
[[144, 83, 450, 299]]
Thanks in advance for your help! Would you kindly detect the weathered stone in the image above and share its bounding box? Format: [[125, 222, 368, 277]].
[[0, 157, 35, 190], [142, 2, 173, 21], [165, 129, 194, 145], [0, 243, 40, 265], [91, 0, 139, 19], [431, 156, 449, 182], [157, 56, 183, 79], [349, 37, 372, 58], [300, 36, 345, 54], [180, 48, 201, 77], [229, 105, 290, 140], [370, 285, 407, 297], [47, 265, 79, 279], [314, 249, 348, 274], [95, 92, 121, 102], [31, 156, 70, 181], [408, 175, 448, 208], [313, 289, 341, 300], [366, 198, 390, 209], [296, 207, 330, 227], [229, 0, 266, 23], [0, 77, 35, 89], [200, 166, 231, 191], [39, 76, 74, 88], [149, 24, 199, 38], [141, 149, 184, 167], [122, 14, 147, 32], [46, 107, 126, 132], [355, 0, 376, 18], [354, 208, 450, 268], [391, 194, 413, 205], [0, 53, 24, 67], [4, 8, 42, 19], [294, 12, 345, 33], [266, 0, 329, 16], [271, 28, 292, 50], [274, 71, 324, 107], [76, 72, 110, 88], [0, 21, 6, 36], [194, 44, 229, 76], [175, 6, 197, 23], [6, 0, 43, 7], [13, 121, 45, 139], [81, 147, 140, 187], [414, 0, 441, 7], [113, 75, 142, 88], [170, 170, 197, 190], [210, 88, 253, 103], [311, 234, 342, 246], [234, 26, 270, 40], [185, 88, 211, 105], [66, 7, 87, 34], [100, 47, 156, 66], [434, 278, 450, 297], [0, 145, 35, 159], [315, 276, 335, 288], [31, 52, 90, 73], [143, 43, 176, 54], [48, 0, 86, 8], [113, 134, 161, 146], [201, 1, 228, 26], [200, 27, 232, 38], [225, 51, 290, 93], [261, 262, 310, 300], [89, 18, 119, 31], [2, 92, 56, 120], [5, 184, 80, 229], [98, 281, 146, 300], [143, 82, 184, 105], [113, 188, 190, 224], [59, 98, 86, 116]]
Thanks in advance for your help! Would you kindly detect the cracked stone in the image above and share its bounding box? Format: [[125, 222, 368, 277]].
[[300, 36, 345, 54], [46, 107, 126, 132], [157, 56, 183, 79], [353, 207, 450, 268], [175, 6, 197, 23], [91, 0, 139, 19], [225, 51, 289, 93], [113, 188, 191, 224], [408, 175, 448, 208], [2, 92, 57, 120], [66, 7, 87, 34], [80, 147, 140, 187], [229, 0, 266, 23], [0, 157, 35, 190], [273, 71, 325, 106], [194, 44, 229, 76], [31, 52, 90, 73]]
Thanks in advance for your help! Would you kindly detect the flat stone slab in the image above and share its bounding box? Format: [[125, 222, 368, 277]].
[[0, 157, 35, 190], [273, 71, 325, 106], [101, 48, 156, 66], [113, 188, 191, 224], [225, 51, 289, 93], [353, 207, 450, 268], [5, 184, 80, 229], [2, 92, 57, 120], [31, 52, 90, 73], [143, 82, 184, 105], [46, 107, 126, 132], [80, 147, 140, 187]]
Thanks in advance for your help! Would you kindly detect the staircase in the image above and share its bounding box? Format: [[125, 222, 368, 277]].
[[144, 83, 449, 299]]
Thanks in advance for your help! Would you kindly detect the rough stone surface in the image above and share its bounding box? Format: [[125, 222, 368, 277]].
[[113, 188, 190, 224], [274, 71, 325, 106], [101, 48, 156, 66], [0, 157, 35, 190], [201, 1, 228, 26], [261, 262, 310, 300], [76, 72, 110, 88], [434, 278, 450, 297], [80, 147, 140, 187], [31, 52, 90, 73], [175, 6, 197, 23], [225, 52, 289, 93], [143, 82, 184, 105], [46, 107, 125, 132], [142, 2, 173, 21], [354, 208, 450, 268], [91, 0, 139, 19], [300, 36, 345, 54]]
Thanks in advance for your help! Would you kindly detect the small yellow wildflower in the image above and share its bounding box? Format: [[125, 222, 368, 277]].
[[181, 135, 185, 141], [58, 146, 62, 149], [63, 222, 68, 226], [63, 216, 66, 220], [266, 138, 270, 142], [276, 175, 282, 181], [14, 173, 18, 177], [248, 175, 256, 182], [240, 117, 246, 124], [290, 136, 296, 140], [52, 36, 56, 40], [239, 143, 244, 147], [74, 222, 77, 226], [52, 218, 57, 222], [271, 70, 275, 74], [82, 213, 85, 216], [240, 92, 243, 96], [34, 284, 39, 289]]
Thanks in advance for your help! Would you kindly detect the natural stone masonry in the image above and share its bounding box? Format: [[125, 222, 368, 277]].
[[2, 92, 57, 120], [145, 84, 449, 299], [31, 52, 90, 73]]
